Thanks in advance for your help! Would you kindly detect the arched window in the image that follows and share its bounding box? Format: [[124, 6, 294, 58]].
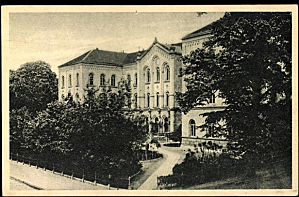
[[165, 66, 170, 81], [147, 93, 150, 108], [134, 73, 137, 86], [165, 91, 169, 107], [100, 74, 105, 86], [156, 92, 159, 107], [156, 67, 160, 82], [61, 94, 65, 100], [111, 74, 116, 87], [189, 119, 196, 136], [210, 93, 215, 104], [134, 93, 138, 108], [89, 73, 94, 86], [76, 73, 79, 87], [146, 68, 151, 83], [68, 74, 72, 87], [61, 76, 65, 88]]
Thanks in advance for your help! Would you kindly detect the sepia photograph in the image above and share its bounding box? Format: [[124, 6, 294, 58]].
[[2, 5, 298, 196]]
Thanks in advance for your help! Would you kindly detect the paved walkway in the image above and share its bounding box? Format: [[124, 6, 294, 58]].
[[137, 145, 184, 190], [10, 160, 110, 190]]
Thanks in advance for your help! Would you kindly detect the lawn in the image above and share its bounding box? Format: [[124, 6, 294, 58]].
[[168, 159, 292, 190]]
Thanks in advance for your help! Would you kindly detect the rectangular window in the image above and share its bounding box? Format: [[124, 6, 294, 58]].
[[147, 94, 150, 108], [69, 74, 72, 87], [76, 73, 79, 87]]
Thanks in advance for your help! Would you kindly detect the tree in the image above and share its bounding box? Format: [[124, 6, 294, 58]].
[[177, 12, 292, 170], [10, 106, 32, 153], [10, 61, 58, 153], [23, 79, 148, 176], [9, 61, 58, 113]]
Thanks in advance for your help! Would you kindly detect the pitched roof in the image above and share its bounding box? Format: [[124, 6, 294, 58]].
[[59, 49, 143, 68], [139, 38, 182, 59], [123, 50, 146, 64], [181, 23, 213, 40], [59, 39, 181, 68]]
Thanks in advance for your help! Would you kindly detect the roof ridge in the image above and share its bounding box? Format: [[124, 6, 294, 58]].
[[81, 49, 94, 62], [96, 48, 128, 54]]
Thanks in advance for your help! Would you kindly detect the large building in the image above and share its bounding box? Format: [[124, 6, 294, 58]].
[[58, 23, 227, 146]]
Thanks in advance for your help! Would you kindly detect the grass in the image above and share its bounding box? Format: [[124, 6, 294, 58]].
[[168, 159, 292, 190]]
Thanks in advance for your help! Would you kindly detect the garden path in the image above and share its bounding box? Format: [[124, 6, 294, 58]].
[[137, 145, 184, 190]]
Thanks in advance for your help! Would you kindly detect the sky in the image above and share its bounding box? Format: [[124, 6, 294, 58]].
[[8, 11, 224, 74]]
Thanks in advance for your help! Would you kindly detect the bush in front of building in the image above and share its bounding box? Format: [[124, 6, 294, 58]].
[[16, 81, 149, 188]]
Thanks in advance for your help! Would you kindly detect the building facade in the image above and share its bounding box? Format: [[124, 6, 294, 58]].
[[180, 24, 227, 146], [58, 24, 227, 145]]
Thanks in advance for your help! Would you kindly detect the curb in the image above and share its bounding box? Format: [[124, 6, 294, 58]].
[[10, 176, 43, 190]]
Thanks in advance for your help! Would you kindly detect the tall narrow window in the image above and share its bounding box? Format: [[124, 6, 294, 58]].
[[147, 68, 151, 83], [127, 74, 131, 86], [165, 91, 169, 107], [100, 74, 105, 86], [165, 66, 170, 81], [156, 92, 159, 107], [134, 93, 138, 108], [134, 73, 137, 86], [189, 119, 196, 136], [76, 73, 79, 87], [89, 73, 94, 86], [147, 93, 150, 108], [61, 76, 65, 88], [68, 74, 72, 87], [156, 67, 160, 82], [111, 74, 116, 87]]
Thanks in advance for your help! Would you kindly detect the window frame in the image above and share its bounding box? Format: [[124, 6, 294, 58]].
[[189, 119, 196, 136], [61, 76, 65, 89], [111, 74, 116, 87], [165, 66, 170, 81], [100, 73, 105, 86], [68, 74, 72, 87], [89, 73, 94, 86]]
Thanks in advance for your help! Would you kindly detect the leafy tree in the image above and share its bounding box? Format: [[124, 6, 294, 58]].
[[9, 61, 58, 113], [23, 79, 148, 176], [10, 61, 58, 153], [9, 106, 32, 153], [177, 12, 292, 172]]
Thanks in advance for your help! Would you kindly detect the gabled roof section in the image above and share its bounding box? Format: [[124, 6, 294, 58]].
[[139, 37, 182, 59], [181, 23, 213, 40]]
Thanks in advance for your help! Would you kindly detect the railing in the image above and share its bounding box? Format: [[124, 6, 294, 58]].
[[9, 153, 140, 189]]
